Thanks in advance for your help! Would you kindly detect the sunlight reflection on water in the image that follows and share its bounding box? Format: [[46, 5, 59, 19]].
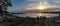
[[13, 13, 59, 18]]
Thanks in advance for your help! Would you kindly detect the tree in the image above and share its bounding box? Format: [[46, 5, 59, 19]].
[[0, 0, 12, 11], [0, 0, 12, 17]]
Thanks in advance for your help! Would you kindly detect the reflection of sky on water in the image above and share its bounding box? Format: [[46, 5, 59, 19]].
[[13, 13, 59, 18]]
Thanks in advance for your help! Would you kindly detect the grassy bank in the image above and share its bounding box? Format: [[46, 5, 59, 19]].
[[3, 17, 49, 26], [0, 16, 59, 26]]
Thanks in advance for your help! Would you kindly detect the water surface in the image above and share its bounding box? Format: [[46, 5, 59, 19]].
[[13, 13, 59, 18]]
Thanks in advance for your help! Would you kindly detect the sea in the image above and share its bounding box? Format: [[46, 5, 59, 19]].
[[13, 13, 59, 18]]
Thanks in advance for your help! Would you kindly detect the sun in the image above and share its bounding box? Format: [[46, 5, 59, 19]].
[[38, 6, 46, 10]]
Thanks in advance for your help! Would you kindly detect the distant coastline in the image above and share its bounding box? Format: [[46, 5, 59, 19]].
[[11, 13, 25, 14], [11, 11, 60, 14]]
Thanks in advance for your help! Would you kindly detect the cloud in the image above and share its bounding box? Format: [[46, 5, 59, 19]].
[[44, 2, 49, 5], [48, 0, 60, 6], [53, 0, 60, 3], [27, 0, 49, 6], [39, 2, 43, 5], [26, 0, 60, 10], [45, 7, 60, 12], [39, 2, 49, 6], [26, 0, 37, 2], [27, 3, 35, 7]]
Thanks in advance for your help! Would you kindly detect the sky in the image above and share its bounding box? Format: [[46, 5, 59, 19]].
[[8, 0, 60, 12]]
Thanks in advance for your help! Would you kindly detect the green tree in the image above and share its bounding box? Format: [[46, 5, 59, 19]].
[[0, 0, 12, 11], [0, 0, 12, 17]]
